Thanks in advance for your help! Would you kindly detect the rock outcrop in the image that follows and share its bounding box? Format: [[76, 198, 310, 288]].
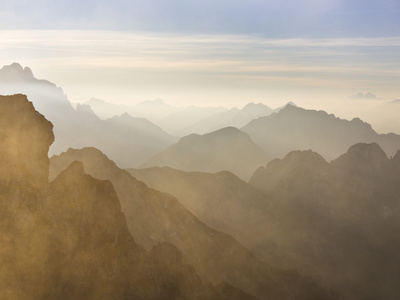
[[0, 94, 54, 192]]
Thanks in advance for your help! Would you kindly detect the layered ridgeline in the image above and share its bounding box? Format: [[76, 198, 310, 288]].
[[175, 102, 287, 136], [86, 97, 229, 134], [0, 63, 176, 167], [130, 144, 400, 300], [242, 104, 400, 161], [142, 127, 268, 181], [0, 94, 259, 299], [85, 98, 287, 136], [50, 147, 330, 300]]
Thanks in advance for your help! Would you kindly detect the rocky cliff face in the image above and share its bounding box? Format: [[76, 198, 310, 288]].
[[0, 94, 54, 193], [0, 94, 251, 299]]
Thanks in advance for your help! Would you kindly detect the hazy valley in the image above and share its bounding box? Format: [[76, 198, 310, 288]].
[[1, 63, 400, 299]]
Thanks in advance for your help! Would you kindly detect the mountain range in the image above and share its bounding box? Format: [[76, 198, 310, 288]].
[[2, 62, 400, 299], [131, 143, 400, 299], [242, 104, 400, 161], [0, 63, 177, 168], [85, 97, 293, 136], [49, 147, 329, 300]]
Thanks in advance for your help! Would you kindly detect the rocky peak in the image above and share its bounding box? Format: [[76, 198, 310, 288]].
[[0, 62, 34, 81], [249, 149, 332, 194], [333, 143, 389, 168], [332, 143, 390, 181], [0, 94, 54, 191]]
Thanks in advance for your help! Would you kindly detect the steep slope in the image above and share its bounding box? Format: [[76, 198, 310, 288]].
[[128, 167, 270, 241], [0, 63, 177, 167], [0, 94, 255, 300], [142, 127, 268, 181], [50, 147, 330, 300], [242, 104, 400, 161]]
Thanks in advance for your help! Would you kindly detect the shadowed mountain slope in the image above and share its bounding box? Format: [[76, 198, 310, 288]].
[[242, 104, 400, 161], [249, 144, 400, 300], [142, 127, 268, 181], [131, 144, 400, 299], [50, 147, 330, 300]]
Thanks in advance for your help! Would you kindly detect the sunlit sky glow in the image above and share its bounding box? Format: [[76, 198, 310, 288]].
[[0, 0, 399, 116]]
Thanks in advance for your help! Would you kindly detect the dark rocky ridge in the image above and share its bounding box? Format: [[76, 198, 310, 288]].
[[249, 143, 400, 299], [50, 147, 331, 300], [132, 144, 400, 299]]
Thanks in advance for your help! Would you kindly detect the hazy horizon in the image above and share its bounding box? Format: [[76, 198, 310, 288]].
[[1, 1, 399, 117]]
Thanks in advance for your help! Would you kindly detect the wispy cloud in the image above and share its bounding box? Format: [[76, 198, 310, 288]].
[[0, 30, 399, 106]]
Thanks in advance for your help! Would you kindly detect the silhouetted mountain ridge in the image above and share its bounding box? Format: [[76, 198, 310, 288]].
[[51, 147, 330, 300], [132, 142, 400, 299]]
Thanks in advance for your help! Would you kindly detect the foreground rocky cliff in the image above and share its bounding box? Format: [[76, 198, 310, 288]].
[[0, 94, 255, 299]]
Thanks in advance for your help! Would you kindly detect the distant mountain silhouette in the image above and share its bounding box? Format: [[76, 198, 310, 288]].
[[85, 97, 177, 121], [50, 147, 330, 300], [85, 97, 229, 134], [0, 94, 251, 299], [0, 63, 177, 167], [142, 127, 269, 180], [86, 97, 293, 136], [159, 105, 229, 134], [242, 104, 400, 161], [177, 102, 296, 136], [132, 143, 400, 299], [176, 102, 270, 135]]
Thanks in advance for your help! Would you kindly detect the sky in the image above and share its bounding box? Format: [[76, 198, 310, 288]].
[[0, 0, 399, 115]]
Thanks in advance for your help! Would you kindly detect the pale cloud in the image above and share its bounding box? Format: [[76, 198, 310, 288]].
[[0, 30, 398, 108]]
